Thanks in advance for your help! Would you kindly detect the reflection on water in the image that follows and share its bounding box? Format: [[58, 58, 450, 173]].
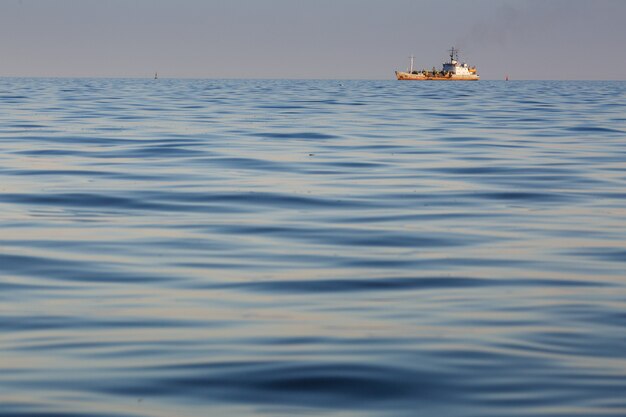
[[1, 78, 625, 416]]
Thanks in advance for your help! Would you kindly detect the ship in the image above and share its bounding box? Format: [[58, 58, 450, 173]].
[[395, 47, 479, 81]]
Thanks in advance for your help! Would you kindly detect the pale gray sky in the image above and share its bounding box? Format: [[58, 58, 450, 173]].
[[0, 0, 624, 79]]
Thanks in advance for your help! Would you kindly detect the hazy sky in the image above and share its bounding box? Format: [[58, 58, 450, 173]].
[[1, 0, 625, 80]]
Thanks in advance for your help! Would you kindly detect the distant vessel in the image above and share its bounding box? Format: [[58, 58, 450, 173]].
[[154, 72, 158, 80], [396, 47, 479, 81]]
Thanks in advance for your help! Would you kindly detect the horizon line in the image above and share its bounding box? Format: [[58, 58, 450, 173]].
[[1, 76, 625, 82]]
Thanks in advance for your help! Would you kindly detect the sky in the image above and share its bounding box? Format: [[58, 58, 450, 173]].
[[0, 0, 625, 80]]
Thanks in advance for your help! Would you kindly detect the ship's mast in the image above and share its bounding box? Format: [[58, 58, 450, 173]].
[[409, 55, 415, 73], [449, 47, 458, 63]]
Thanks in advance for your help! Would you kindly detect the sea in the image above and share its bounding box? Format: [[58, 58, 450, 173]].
[[1, 78, 625, 417]]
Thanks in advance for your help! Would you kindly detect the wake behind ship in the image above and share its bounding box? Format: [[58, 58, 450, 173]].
[[396, 47, 479, 81]]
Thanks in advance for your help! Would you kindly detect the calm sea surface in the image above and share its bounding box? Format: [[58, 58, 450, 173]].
[[1, 78, 625, 417]]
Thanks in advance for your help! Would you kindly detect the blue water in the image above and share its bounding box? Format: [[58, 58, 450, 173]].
[[1, 78, 625, 417]]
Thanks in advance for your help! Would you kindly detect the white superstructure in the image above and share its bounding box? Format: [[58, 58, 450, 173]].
[[442, 48, 476, 76]]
